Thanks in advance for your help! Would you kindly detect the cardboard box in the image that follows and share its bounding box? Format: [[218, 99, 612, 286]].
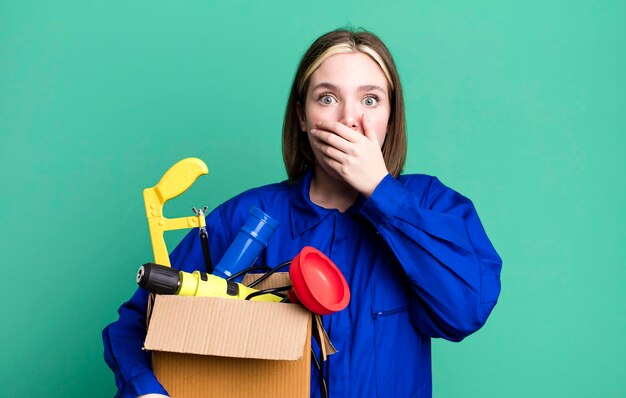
[[143, 273, 312, 398]]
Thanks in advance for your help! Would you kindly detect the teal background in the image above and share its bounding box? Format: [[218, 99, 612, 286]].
[[1, 1, 624, 397]]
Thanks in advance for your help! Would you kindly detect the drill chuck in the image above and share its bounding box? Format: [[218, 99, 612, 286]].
[[137, 263, 180, 294]]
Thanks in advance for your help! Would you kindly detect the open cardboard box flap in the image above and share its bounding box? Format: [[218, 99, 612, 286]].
[[144, 274, 310, 361]]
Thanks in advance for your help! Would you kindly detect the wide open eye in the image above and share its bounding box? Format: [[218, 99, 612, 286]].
[[363, 95, 380, 107], [319, 94, 337, 105]]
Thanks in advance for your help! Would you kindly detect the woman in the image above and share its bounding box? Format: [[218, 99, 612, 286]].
[[103, 28, 502, 398]]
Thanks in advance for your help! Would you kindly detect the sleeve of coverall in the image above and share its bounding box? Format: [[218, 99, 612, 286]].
[[102, 288, 169, 397], [357, 174, 502, 342], [101, 206, 229, 397]]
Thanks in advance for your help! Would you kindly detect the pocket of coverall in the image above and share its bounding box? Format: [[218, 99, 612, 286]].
[[371, 277, 427, 398]]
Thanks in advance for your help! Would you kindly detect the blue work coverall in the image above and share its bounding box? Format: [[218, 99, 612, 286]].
[[103, 170, 502, 397]]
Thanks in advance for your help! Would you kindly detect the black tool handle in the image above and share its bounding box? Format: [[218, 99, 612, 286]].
[[200, 227, 213, 274], [137, 263, 180, 294]]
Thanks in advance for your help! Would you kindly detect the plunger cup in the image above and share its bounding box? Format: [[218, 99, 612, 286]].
[[288, 246, 350, 315]]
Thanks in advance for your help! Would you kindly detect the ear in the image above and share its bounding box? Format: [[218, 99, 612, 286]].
[[296, 101, 307, 132]]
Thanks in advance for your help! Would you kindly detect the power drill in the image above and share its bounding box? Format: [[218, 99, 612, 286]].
[[137, 263, 282, 302]]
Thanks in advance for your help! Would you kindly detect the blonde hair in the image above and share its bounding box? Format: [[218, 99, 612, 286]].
[[297, 43, 395, 96]]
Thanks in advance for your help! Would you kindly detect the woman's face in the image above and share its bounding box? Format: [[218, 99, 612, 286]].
[[299, 52, 391, 148]]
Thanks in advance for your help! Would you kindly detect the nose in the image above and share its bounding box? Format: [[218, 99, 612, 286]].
[[339, 102, 359, 131]]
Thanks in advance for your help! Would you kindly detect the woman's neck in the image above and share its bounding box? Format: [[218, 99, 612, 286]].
[[309, 166, 358, 212]]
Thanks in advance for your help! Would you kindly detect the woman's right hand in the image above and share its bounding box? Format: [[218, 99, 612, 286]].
[[138, 395, 169, 398], [310, 114, 389, 198]]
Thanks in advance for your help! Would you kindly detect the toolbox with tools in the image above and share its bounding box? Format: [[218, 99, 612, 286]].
[[138, 158, 348, 397]]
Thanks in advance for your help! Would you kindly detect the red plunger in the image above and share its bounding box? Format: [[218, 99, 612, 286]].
[[288, 246, 350, 315]]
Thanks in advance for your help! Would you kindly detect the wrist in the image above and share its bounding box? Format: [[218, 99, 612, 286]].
[[360, 170, 389, 198]]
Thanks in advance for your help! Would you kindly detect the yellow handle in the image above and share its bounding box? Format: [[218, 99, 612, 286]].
[[143, 158, 209, 266], [178, 271, 283, 302], [153, 158, 209, 203]]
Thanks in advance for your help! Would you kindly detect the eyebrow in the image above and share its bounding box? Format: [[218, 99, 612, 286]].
[[311, 82, 387, 94]]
